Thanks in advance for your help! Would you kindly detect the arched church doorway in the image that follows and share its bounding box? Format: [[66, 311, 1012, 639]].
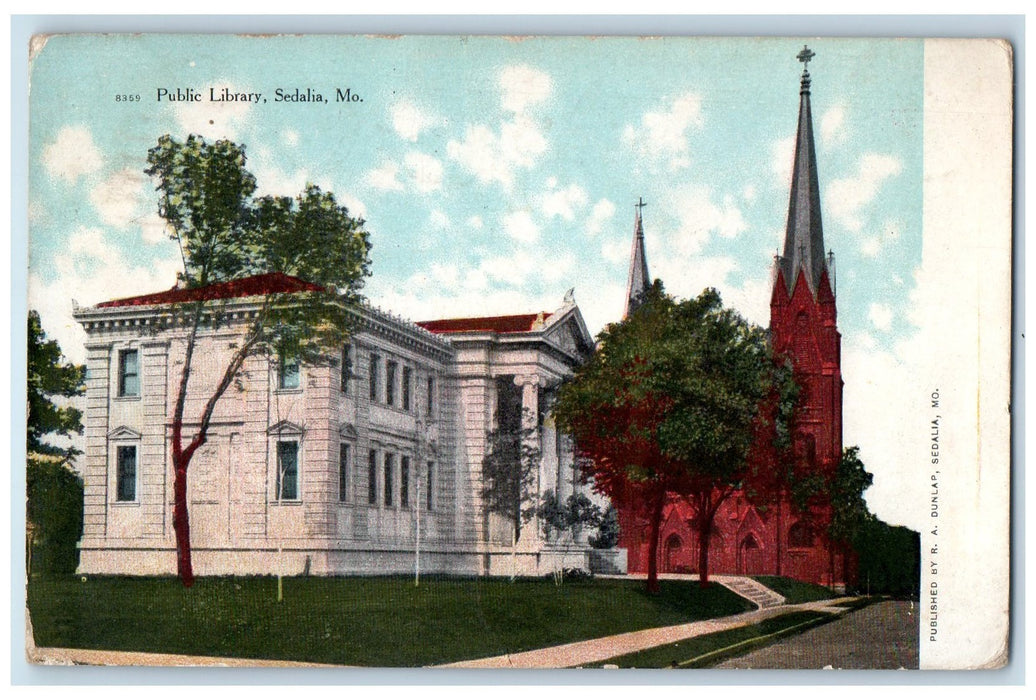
[[664, 534, 683, 573], [738, 533, 764, 575]]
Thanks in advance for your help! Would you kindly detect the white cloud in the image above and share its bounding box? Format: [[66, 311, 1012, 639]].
[[429, 210, 450, 229], [28, 226, 183, 364], [859, 219, 903, 259], [447, 115, 547, 189], [172, 82, 253, 139], [868, 302, 894, 331], [447, 125, 500, 184], [89, 168, 146, 227], [502, 211, 539, 244], [339, 193, 368, 221], [282, 129, 300, 147], [540, 182, 588, 221], [770, 136, 795, 190], [860, 237, 882, 258], [391, 100, 436, 142], [404, 151, 444, 193], [467, 215, 484, 229], [820, 104, 847, 148], [622, 93, 703, 171], [826, 153, 903, 232], [139, 212, 171, 245], [742, 184, 757, 204], [586, 198, 616, 238], [42, 126, 102, 184], [650, 250, 770, 327], [499, 115, 548, 169], [499, 65, 552, 114], [366, 161, 404, 192], [668, 185, 748, 256], [601, 238, 629, 265]]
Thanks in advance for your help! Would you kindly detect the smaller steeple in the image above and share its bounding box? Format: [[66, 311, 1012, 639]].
[[624, 197, 651, 317]]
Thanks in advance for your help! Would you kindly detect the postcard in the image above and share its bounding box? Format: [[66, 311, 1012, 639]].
[[23, 34, 1011, 672]]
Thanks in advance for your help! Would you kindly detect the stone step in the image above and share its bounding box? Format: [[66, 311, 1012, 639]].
[[712, 575, 786, 608]]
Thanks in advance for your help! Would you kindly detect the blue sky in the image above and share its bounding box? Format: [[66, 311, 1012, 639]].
[[28, 35, 926, 526]]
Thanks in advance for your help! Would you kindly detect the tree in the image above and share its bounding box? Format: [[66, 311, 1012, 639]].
[[26, 310, 87, 575], [144, 134, 371, 587], [27, 310, 85, 459], [589, 503, 620, 549], [27, 458, 84, 576], [538, 492, 601, 585], [481, 374, 541, 578], [553, 284, 778, 592], [826, 446, 875, 553]]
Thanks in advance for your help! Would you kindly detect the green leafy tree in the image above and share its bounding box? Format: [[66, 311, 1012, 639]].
[[589, 503, 620, 549], [538, 492, 602, 585], [145, 134, 371, 587], [827, 446, 875, 550], [27, 310, 85, 458], [481, 418, 541, 547], [26, 310, 86, 575], [27, 459, 84, 576], [554, 284, 778, 592]]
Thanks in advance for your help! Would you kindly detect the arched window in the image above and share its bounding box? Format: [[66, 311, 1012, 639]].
[[664, 534, 683, 573], [788, 520, 815, 548]]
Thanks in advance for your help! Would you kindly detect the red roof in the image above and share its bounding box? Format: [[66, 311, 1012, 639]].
[[96, 272, 324, 308], [416, 312, 552, 335]]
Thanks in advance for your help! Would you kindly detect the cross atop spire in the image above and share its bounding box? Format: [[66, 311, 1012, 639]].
[[797, 45, 815, 94], [624, 197, 651, 318]]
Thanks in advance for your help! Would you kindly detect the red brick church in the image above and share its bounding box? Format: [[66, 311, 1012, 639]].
[[617, 47, 849, 588]]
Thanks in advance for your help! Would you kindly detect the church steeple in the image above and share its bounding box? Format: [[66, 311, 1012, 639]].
[[779, 45, 829, 297], [624, 197, 651, 317]]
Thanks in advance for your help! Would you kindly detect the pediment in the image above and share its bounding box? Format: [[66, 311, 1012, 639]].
[[339, 422, 358, 440], [542, 310, 594, 359], [268, 420, 305, 436], [107, 425, 142, 440]]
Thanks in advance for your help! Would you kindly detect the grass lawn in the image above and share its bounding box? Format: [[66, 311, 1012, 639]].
[[752, 576, 837, 603], [27, 574, 754, 667]]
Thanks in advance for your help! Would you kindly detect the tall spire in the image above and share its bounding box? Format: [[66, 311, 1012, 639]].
[[624, 197, 651, 317], [779, 45, 828, 296]]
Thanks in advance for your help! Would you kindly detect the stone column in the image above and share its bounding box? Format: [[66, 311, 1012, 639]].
[[513, 373, 544, 546]]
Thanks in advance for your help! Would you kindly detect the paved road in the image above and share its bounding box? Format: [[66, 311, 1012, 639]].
[[714, 599, 919, 670]]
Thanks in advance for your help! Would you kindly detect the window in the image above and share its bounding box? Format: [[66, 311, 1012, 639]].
[[427, 377, 435, 417], [278, 354, 300, 390], [116, 445, 137, 501], [276, 440, 299, 500], [118, 349, 139, 397], [788, 521, 814, 548], [402, 367, 412, 411], [341, 344, 352, 393], [400, 455, 410, 508], [385, 360, 398, 406], [383, 453, 394, 507], [338, 443, 350, 502], [369, 354, 380, 402], [367, 449, 378, 504], [426, 461, 435, 511]]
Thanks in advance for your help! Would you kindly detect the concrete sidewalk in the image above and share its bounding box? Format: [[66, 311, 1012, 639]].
[[436, 597, 859, 668]]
